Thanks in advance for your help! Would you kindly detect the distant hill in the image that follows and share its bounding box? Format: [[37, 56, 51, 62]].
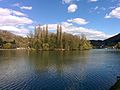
[[0, 30, 16, 41], [90, 33, 120, 48], [90, 40, 104, 48], [104, 33, 120, 46], [0, 30, 28, 48]]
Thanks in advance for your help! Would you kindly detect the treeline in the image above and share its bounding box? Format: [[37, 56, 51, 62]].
[[27, 24, 92, 51], [0, 38, 16, 49]]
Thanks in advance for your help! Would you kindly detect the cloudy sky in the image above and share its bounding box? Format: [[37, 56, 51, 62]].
[[0, 0, 120, 40]]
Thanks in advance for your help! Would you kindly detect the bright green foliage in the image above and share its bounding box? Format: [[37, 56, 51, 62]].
[[3, 43, 12, 49], [79, 35, 92, 50], [42, 43, 49, 50], [116, 42, 120, 49], [0, 37, 17, 49]]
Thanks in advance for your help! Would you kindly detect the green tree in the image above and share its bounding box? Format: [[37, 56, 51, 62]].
[[33, 39, 42, 50], [3, 43, 12, 49], [42, 43, 49, 50], [28, 24, 92, 51], [116, 42, 120, 49]]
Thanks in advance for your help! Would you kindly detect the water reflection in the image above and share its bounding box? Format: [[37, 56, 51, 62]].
[[28, 51, 89, 80], [0, 50, 120, 90]]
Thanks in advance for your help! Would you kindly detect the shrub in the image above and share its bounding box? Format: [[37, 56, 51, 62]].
[[3, 43, 12, 49]]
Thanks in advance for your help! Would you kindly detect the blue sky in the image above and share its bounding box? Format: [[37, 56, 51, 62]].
[[0, 0, 120, 40]]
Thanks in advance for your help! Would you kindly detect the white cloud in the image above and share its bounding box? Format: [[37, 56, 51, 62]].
[[13, 3, 32, 10], [0, 8, 26, 16], [105, 7, 120, 19], [42, 24, 57, 31], [89, 0, 98, 2], [20, 6, 32, 10], [12, 10, 26, 16], [0, 15, 33, 26], [13, 3, 20, 7], [0, 8, 11, 15], [68, 18, 88, 25], [62, 0, 79, 4], [42, 22, 111, 40], [105, 14, 111, 18], [94, 6, 99, 10], [61, 24, 111, 40], [68, 4, 78, 13], [0, 7, 33, 36], [0, 25, 29, 36], [62, 0, 72, 4], [61, 22, 73, 27], [0, 8, 32, 26]]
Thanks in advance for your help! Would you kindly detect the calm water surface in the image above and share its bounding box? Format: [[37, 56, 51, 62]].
[[0, 49, 120, 90]]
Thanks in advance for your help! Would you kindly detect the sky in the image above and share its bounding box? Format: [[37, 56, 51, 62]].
[[0, 0, 120, 40]]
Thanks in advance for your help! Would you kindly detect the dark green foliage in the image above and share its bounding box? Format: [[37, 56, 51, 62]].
[[110, 79, 120, 90], [0, 38, 3, 48], [0, 36, 17, 49], [34, 39, 42, 50], [104, 33, 120, 46], [90, 33, 120, 49]]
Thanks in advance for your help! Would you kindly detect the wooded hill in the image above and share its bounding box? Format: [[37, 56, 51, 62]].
[[90, 33, 120, 48], [104, 33, 120, 46], [0, 30, 28, 49]]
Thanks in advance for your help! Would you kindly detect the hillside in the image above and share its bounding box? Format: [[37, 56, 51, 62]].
[[0, 30, 28, 48], [104, 33, 120, 46], [90, 33, 120, 48], [90, 40, 104, 48], [0, 30, 16, 41]]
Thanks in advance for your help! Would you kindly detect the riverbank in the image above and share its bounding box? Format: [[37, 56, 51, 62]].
[[110, 79, 120, 90], [0, 48, 91, 51], [0, 48, 27, 50]]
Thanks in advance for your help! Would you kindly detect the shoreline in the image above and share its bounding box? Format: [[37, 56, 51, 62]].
[[0, 49, 27, 50], [0, 48, 91, 51]]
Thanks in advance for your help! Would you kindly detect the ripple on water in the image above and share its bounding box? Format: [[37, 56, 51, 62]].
[[0, 50, 120, 90]]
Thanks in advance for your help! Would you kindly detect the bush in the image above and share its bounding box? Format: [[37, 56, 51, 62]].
[[3, 43, 12, 49], [116, 42, 120, 49], [42, 43, 49, 50]]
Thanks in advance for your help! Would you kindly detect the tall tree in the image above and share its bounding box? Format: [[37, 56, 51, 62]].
[[29, 24, 92, 51], [60, 25, 63, 49]]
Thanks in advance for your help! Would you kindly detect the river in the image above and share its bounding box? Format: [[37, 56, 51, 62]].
[[0, 49, 120, 90]]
